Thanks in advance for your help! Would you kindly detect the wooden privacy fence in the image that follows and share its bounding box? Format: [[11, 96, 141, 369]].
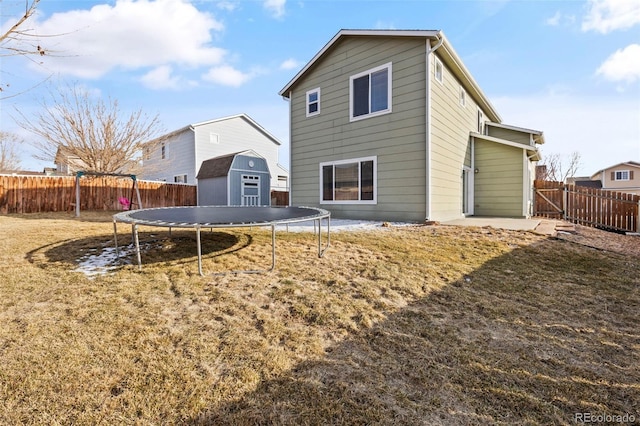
[[0, 175, 197, 214], [534, 180, 640, 233]]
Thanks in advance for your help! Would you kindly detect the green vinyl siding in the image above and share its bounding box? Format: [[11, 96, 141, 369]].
[[429, 52, 482, 221], [474, 139, 524, 217], [486, 126, 531, 145], [288, 36, 427, 222]]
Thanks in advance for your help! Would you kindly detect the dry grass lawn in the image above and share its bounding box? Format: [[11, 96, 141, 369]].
[[0, 212, 638, 425]]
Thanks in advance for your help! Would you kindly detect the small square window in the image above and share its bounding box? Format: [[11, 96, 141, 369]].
[[306, 88, 320, 117], [459, 86, 466, 107]]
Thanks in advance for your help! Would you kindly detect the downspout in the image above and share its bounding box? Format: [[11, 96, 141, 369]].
[[286, 91, 293, 207], [425, 33, 444, 222]]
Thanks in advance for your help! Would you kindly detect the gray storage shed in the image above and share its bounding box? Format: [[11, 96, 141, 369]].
[[196, 150, 271, 206]]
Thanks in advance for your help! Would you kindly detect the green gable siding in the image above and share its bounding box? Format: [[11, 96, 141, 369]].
[[288, 36, 428, 221], [474, 139, 524, 217], [486, 126, 531, 145], [430, 52, 483, 221]]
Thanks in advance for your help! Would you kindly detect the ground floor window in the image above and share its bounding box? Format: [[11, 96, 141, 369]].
[[320, 156, 376, 204], [174, 174, 187, 183]]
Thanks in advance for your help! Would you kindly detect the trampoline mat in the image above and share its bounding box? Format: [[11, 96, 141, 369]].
[[116, 206, 329, 227]]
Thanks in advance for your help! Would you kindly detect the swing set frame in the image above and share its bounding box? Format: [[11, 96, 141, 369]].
[[72, 171, 143, 217]]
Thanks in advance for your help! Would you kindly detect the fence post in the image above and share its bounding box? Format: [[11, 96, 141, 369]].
[[637, 199, 640, 233], [563, 185, 568, 221]]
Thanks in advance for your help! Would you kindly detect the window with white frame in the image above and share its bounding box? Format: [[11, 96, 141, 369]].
[[614, 170, 630, 181], [174, 174, 187, 183], [350, 63, 392, 121], [161, 143, 166, 160], [306, 88, 320, 117], [320, 156, 376, 204], [434, 57, 443, 84], [459, 86, 466, 107], [210, 132, 220, 144], [477, 109, 484, 133]]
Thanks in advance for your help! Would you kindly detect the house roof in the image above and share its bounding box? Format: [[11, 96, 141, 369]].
[[278, 29, 502, 123], [148, 113, 282, 146], [590, 161, 640, 179], [485, 122, 545, 145], [470, 132, 542, 161], [196, 150, 264, 179]]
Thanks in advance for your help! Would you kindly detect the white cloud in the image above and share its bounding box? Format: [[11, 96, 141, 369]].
[[596, 44, 640, 84], [546, 11, 562, 26], [280, 58, 300, 70], [582, 0, 640, 33], [263, 0, 286, 18], [202, 65, 252, 87], [32, 0, 226, 78], [217, 1, 238, 12], [140, 65, 181, 90]]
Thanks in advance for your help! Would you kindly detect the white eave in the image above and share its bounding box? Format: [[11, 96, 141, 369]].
[[278, 29, 502, 123], [471, 131, 541, 161], [486, 122, 545, 145]]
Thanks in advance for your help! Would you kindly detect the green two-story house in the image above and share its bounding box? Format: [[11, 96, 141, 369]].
[[279, 29, 545, 222]]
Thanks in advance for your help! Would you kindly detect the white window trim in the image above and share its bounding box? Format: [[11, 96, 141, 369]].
[[349, 62, 392, 122], [615, 170, 630, 181], [319, 156, 377, 205], [306, 87, 321, 117], [434, 57, 444, 84], [459, 86, 467, 107], [173, 174, 187, 183]]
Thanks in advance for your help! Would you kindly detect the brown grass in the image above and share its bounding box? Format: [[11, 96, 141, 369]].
[[0, 212, 638, 425]]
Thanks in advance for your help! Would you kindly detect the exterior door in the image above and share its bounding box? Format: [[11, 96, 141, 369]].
[[462, 167, 473, 215], [241, 175, 260, 206]]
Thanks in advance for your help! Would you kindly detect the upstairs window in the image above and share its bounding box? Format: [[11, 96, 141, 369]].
[[614, 170, 631, 181], [459, 86, 467, 107], [350, 63, 392, 121], [306, 88, 320, 117], [435, 57, 443, 84], [477, 109, 485, 133], [161, 143, 166, 160]]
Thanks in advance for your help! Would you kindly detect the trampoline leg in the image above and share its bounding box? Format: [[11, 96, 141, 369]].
[[133, 224, 142, 271], [270, 224, 276, 272], [318, 217, 330, 258], [113, 220, 120, 260], [196, 227, 204, 277]]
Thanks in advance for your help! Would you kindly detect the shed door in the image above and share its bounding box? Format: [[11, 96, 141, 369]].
[[241, 175, 260, 206]]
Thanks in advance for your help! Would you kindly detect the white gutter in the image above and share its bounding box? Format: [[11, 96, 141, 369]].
[[425, 33, 444, 222]]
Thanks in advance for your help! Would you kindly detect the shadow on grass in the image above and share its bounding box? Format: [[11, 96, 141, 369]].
[[194, 238, 639, 425], [25, 230, 250, 270]]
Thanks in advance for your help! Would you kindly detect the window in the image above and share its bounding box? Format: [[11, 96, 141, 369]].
[[477, 109, 484, 133], [306, 88, 320, 117], [434, 57, 443, 84], [174, 174, 187, 183], [320, 156, 376, 204], [614, 170, 631, 181], [161, 143, 166, 160], [350, 63, 392, 121], [459, 86, 466, 107], [210, 132, 219, 144]]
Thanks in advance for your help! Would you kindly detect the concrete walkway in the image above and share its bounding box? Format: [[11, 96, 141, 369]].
[[441, 217, 562, 236]]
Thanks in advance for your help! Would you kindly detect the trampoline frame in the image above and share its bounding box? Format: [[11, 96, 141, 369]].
[[112, 206, 331, 275]]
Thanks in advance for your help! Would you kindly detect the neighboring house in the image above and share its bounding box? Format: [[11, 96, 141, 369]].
[[279, 29, 544, 222], [54, 146, 86, 175], [196, 150, 271, 206], [141, 114, 289, 192], [590, 161, 640, 195]]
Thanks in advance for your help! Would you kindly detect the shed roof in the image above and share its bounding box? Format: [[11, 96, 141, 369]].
[[196, 150, 264, 179], [278, 29, 502, 123]]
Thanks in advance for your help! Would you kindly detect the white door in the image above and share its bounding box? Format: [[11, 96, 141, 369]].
[[462, 167, 473, 216]]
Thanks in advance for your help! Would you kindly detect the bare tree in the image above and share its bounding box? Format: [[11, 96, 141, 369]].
[[15, 83, 164, 174], [0, 131, 22, 171], [539, 151, 582, 182]]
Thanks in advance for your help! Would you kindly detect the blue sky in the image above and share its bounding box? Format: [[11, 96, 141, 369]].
[[2, 0, 639, 176]]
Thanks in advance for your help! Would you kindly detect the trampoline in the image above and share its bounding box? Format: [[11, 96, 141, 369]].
[[113, 206, 331, 275]]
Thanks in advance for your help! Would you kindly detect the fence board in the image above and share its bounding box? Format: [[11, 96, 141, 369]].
[[0, 175, 196, 214], [534, 180, 639, 233]]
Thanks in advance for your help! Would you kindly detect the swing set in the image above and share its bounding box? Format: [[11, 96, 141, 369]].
[[71, 171, 143, 217]]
